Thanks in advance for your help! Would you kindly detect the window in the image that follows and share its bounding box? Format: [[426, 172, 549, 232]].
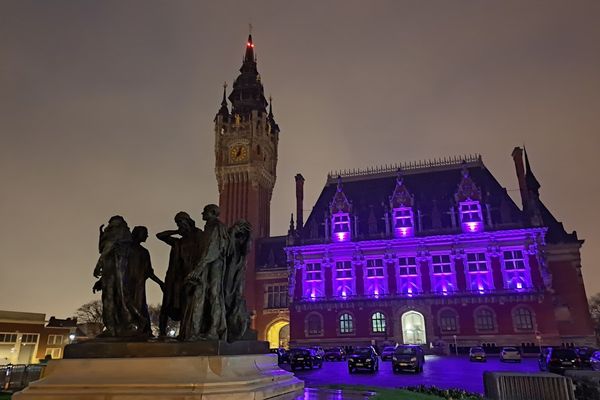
[[475, 308, 496, 332], [47, 335, 63, 345], [398, 256, 420, 295], [513, 307, 534, 331], [466, 253, 493, 293], [265, 285, 288, 309], [460, 201, 484, 233], [305, 263, 322, 281], [332, 213, 351, 242], [0, 333, 17, 343], [306, 313, 323, 336], [503, 250, 530, 290], [339, 313, 354, 334], [432, 255, 452, 274], [371, 312, 386, 333], [335, 261, 352, 279], [366, 259, 385, 277], [45, 348, 61, 359], [393, 208, 414, 228], [439, 309, 458, 332], [21, 334, 38, 343]]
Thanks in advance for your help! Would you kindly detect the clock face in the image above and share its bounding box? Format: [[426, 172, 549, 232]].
[[229, 145, 248, 162]]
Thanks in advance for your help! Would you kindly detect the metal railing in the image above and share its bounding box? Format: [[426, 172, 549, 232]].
[[1, 364, 46, 393], [484, 371, 575, 400]]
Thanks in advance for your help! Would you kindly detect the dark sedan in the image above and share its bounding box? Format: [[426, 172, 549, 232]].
[[392, 345, 425, 373], [348, 346, 379, 373], [575, 347, 596, 369], [380, 346, 396, 361], [539, 347, 580, 374], [324, 347, 346, 361], [289, 348, 323, 371]]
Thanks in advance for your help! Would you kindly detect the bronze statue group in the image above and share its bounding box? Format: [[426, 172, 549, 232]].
[[92, 204, 252, 342]]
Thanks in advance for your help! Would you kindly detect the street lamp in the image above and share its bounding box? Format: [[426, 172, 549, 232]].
[[68, 334, 76, 343], [453, 335, 458, 356]]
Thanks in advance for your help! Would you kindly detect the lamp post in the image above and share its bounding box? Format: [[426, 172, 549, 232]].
[[453, 334, 458, 356]]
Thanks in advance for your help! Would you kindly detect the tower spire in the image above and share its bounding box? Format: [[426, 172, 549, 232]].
[[228, 33, 267, 116], [216, 82, 229, 118], [524, 147, 540, 193]]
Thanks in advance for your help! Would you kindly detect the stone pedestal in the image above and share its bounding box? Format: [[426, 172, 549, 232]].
[[14, 341, 303, 400]]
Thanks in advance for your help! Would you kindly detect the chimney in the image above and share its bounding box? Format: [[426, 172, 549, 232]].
[[295, 174, 305, 230], [511, 147, 528, 210]]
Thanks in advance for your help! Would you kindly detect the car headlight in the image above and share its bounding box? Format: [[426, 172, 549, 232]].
[[349, 359, 354, 363], [392, 357, 397, 361], [410, 357, 417, 362], [366, 359, 371, 363]]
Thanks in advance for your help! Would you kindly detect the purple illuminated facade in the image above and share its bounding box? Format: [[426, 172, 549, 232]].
[[283, 152, 595, 350]]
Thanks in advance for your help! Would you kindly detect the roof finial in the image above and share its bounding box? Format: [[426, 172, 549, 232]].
[[221, 82, 228, 106], [337, 175, 343, 191], [268, 95, 274, 118]]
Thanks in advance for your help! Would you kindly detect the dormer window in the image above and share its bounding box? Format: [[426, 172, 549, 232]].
[[393, 207, 414, 238], [332, 213, 351, 242], [459, 201, 483, 233]]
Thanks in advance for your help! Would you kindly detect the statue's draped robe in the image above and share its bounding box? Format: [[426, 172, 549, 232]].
[[161, 229, 203, 322], [180, 220, 229, 341], [125, 243, 154, 334]]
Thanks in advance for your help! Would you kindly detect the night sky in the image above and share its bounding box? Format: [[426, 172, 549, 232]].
[[1, 1, 599, 318]]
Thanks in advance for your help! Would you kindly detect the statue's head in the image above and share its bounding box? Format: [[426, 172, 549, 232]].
[[202, 204, 220, 221], [108, 215, 127, 228], [132, 226, 148, 243], [174, 211, 195, 233]]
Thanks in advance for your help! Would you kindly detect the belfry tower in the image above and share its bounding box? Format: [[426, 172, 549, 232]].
[[214, 34, 280, 318], [214, 34, 279, 239]]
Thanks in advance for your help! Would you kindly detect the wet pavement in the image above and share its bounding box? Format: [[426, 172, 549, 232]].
[[282, 355, 539, 394]]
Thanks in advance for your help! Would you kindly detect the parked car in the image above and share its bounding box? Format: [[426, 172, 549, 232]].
[[590, 350, 600, 371], [289, 348, 323, 371], [500, 347, 521, 362], [310, 346, 325, 358], [469, 346, 487, 362], [575, 347, 596, 369], [539, 347, 580, 374], [380, 346, 396, 361], [324, 347, 346, 361], [270, 348, 288, 364], [348, 346, 379, 373], [392, 345, 425, 373]]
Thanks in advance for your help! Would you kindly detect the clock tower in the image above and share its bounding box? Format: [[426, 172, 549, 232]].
[[214, 34, 279, 238]]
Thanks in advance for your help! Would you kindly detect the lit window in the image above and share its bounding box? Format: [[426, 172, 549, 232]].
[[466, 253, 493, 293], [366, 259, 385, 277], [339, 313, 354, 334], [503, 250, 531, 290], [459, 201, 484, 233], [398, 256, 420, 295], [475, 308, 496, 331], [332, 213, 351, 242], [393, 207, 414, 237], [335, 261, 352, 279], [432, 255, 455, 295], [306, 314, 323, 336], [439, 309, 458, 333], [371, 312, 386, 333], [305, 263, 322, 281], [45, 348, 61, 359], [513, 307, 534, 331], [432, 255, 452, 274], [265, 285, 288, 309]]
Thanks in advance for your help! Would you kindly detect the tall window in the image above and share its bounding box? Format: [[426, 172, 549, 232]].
[[432, 254, 455, 294], [265, 285, 288, 309], [371, 312, 386, 333], [398, 256, 420, 295], [475, 308, 496, 332], [466, 253, 492, 293], [332, 213, 351, 242], [339, 313, 354, 334], [304, 262, 324, 300], [306, 314, 323, 336], [365, 259, 386, 297], [503, 250, 530, 290], [513, 307, 534, 331], [393, 207, 414, 237], [335, 261, 354, 298], [439, 309, 458, 333], [21, 334, 38, 343], [47, 335, 63, 345], [459, 201, 483, 233]]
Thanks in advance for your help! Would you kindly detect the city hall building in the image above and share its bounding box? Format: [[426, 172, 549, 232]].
[[213, 35, 595, 351]]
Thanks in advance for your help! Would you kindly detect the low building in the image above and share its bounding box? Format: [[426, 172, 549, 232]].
[[0, 310, 77, 364], [283, 150, 595, 351]]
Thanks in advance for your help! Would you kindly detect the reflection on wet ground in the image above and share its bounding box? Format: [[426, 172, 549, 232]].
[[287, 387, 375, 399]]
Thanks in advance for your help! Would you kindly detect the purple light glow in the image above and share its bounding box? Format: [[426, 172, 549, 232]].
[[407, 286, 413, 297], [464, 221, 483, 233], [334, 231, 350, 242], [516, 282, 523, 290], [395, 227, 414, 238], [477, 282, 485, 294]]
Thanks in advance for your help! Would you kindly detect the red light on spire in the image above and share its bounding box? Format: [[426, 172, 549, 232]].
[[247, 42, 254, 48]]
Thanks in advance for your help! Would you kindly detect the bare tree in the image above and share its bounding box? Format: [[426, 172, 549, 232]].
[[589, 293, 600, 340], [148, 304, 179, 337], [74, 300, 104, 337]]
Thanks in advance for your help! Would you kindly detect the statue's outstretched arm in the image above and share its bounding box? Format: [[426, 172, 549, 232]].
[[156, 230, 179, 246]]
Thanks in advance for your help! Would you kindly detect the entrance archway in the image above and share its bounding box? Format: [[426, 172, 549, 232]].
[[266, 320, 290, 349], [401, 311, 426, 344]]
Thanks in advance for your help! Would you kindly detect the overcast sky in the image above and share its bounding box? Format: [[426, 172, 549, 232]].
[[1, 0, 599, 319]]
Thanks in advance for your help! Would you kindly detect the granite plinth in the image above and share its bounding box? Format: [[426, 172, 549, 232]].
[[13, 353, 304, 400], [64, 339, 269, 359]]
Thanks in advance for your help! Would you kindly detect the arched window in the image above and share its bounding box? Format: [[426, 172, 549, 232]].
[[513, 307, 534, 331], [371, 312, 386, 333], [306, 313, 323, 336], [439, 308, 458, 333], [474, 307, 496, 332], [339, 313, 354, 334]]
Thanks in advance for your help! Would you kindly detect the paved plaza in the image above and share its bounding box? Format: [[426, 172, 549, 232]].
[[282, 355, 540, 394]]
